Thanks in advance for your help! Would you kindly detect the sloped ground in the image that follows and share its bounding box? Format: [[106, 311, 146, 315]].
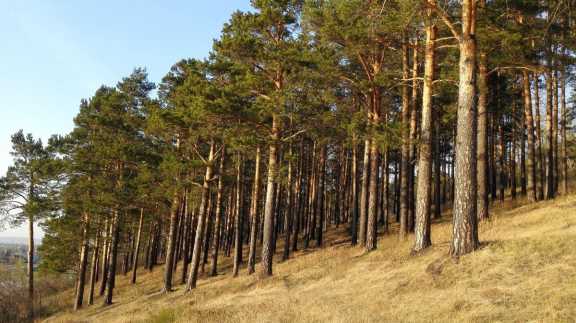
[[45, 195, 576, 323]]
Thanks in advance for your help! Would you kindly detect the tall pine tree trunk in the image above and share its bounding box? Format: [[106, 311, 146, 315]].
[[552, 72, 559, 193], [560, 72, 568, 194], [162, 191, 181, 292], [366, 127, 380, 250], [210, 149, 226, 276], [316, 145, 327, 247], [104, 211, 120, 305], [283, 144, 295, 260], [131, 208, 145, 284], [476, 53, 489, 220], [27, 213, 34, 318], [260, 115, 279, 277], [359, 139, 370, 246], [545, 71, 555, 199], [247, 147, 262, 274], [232, 154, 244, 277], [399, 40, 411, 240], [533, 74, 545, 200], [413, 21, 435, 253], [523, 71, 537, 202], [88, 228, 100, 305], [185, 142, 215, 291], [74, 212, 91, 310], [449, 0, 480, 257], [350, 141, 359, 245]]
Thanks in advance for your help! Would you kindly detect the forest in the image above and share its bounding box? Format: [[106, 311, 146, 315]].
[[0, 0, 575, 321]]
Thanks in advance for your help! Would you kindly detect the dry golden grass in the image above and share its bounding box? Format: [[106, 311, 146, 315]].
[[44, 194, 576, 323]]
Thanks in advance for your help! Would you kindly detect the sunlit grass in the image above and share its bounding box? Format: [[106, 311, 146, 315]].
[[45, 194, 576, 323]]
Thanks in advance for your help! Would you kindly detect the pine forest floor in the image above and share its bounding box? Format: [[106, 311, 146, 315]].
[[44, 193, 576, 323]]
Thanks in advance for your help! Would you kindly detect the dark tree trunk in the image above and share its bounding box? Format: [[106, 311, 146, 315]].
[[511, 102, 518, 200], [359, 139, 370, 246], [247, 147, 262, 274], [74, 212, 90, 310], [533, 74, 545, 200], [499, 119, 506, 203], [283, 144, 295, 260], [162, 191, 181, 292], [104, 211, 120, 305], [523, 71, 538, 202], [316, 145, 327, 247], [350, 141, 359, 245], [545, 71, 555, 199], [99, 219, 110, 296], [399, 40, 411, 240], [560, 72, 568, 194], [552, 72, 559, 193], [131, 208, 145, 284], [26, 213, 34, 318], [292, 140, 305, 252], [408, 41, 419, 232], [210, 149, 226, 277], [88, 228, 100, 305], [180, 193, 191, 284], [434, 110, 442, 219], [201, 192, 214, 273], [232, 153, 244, 277]]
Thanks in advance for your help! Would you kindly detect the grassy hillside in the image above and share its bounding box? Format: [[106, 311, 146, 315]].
[[45, 194, 576, 323]]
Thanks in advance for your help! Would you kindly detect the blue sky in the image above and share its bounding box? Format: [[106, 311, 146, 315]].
[[0, 0, 252, 239]]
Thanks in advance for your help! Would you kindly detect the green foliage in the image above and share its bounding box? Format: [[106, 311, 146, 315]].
[[0, 130, 59, 229]]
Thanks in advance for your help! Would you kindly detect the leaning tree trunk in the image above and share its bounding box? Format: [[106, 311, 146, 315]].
[[260, 115, 280, 277], [247, 147, 262, 274], [185, 142, 215, 291], [449, 0, 480, 257], [74, 212, 91, 310], [523, 71, 537, 202], [413, 21, 435, 253]]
